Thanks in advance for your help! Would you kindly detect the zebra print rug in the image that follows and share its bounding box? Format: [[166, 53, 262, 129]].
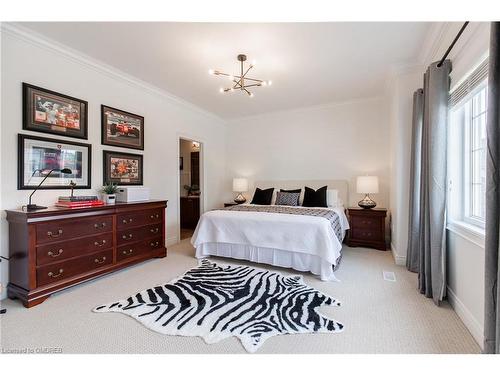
[[93, 260, 344, 353]]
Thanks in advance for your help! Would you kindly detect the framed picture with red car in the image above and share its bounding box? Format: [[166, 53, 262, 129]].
[[103, 150, 143, 186], [18, 134, 91, 190], [101, 105, 144, 150], [22, 83, 88, 139]]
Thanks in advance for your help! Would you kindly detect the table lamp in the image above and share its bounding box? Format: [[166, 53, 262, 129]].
[[232, 178, 248, 204], [26, 168, 72, 211], [356, 175, 379, 209]]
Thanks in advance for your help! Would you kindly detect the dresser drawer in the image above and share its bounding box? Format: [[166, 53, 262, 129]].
[[116, 208, 162, 230], [36, 249, 113, 287], [117, 223, 162, 246], [36, 215, 113, 244], [351, 228, 384, 241], [117, 237, 163, 262], [350, 215, 380, 229], [36, 232, 113, 266]]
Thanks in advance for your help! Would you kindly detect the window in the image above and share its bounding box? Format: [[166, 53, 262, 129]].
[[448, 73, 488, 230]]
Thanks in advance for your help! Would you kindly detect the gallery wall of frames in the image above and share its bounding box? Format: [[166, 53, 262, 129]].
[[20, 83, 145, 190]]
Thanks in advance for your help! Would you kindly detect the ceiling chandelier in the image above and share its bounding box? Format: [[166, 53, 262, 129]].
[[208, 54, 272, 97]]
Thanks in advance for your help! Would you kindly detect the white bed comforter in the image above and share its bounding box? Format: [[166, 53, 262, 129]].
[[191, 205, 349, 272]]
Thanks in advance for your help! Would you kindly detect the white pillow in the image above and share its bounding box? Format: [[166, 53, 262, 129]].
[[327, 189, 340, 207]]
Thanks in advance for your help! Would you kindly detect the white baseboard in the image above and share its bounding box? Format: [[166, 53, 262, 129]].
[[390, 243, 406, 266], [447, 286, 484, 349]]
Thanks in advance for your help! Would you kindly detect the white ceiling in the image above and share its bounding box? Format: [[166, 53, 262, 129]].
[[20, 22, 433, 119]]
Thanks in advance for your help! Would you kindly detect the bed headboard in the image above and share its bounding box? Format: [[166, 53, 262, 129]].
[[254, 179, 349, 206]]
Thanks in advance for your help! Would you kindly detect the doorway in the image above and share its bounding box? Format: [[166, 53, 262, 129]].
[[179, 138, 202, 240]]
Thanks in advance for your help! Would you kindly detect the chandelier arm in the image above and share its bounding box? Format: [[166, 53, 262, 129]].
[[242, 65, 253, 78], [243, 88, 252, 96], [241, 77, 264, 83], [242, 83, 263, 88]]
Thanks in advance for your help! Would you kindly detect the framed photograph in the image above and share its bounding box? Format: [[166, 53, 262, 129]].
[[18, 134, 91, 190], [101, 105, 144, 150], [103, 151, 143, 185], [23, 83, 88, 139]]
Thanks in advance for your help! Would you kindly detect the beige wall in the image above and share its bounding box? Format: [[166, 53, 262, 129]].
[[225, 97, 391, 209]]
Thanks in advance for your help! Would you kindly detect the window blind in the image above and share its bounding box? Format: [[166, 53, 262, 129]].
[[449, 58, 489, 107]]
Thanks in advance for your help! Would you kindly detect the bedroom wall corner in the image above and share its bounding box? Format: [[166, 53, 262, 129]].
[[387, 66, 425, 267]]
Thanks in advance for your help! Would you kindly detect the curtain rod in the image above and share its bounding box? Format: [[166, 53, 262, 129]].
[[437, 22, 469, 67]]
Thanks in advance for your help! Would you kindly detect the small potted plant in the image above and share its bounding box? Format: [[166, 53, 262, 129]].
[[101, 182, 118, 204]]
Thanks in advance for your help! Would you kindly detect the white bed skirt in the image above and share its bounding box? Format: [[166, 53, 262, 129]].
[[195, 242, 339, 281]]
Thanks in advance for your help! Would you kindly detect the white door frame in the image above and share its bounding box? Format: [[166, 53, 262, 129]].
[[177, 133, 206, 243]]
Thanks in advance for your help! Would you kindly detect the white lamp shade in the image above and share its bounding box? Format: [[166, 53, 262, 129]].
[[233, 178, 248, 192], [356, 176, 379, 194]]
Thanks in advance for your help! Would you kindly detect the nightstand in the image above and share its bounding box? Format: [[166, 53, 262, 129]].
[[224, 202, 241, 207], [346, 207, 387, 250]]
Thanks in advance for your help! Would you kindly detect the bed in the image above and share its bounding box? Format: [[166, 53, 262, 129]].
[[191, 180, 350, 281]]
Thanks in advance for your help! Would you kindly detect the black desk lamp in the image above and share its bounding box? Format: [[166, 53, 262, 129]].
[[26, 168, 72, 211]]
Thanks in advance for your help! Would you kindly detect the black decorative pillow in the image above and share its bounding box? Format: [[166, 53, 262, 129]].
[[279, 188, 301, 205], [275, 192, 301, 206], [302, 186, 328, 207], [250, 187, 274, 205]]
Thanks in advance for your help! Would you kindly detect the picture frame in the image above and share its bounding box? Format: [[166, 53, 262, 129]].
[[103, 150, 143, 186], [18, 134, 91, 190], [101, 105, 144, 150], [23, 83, 88, 139]]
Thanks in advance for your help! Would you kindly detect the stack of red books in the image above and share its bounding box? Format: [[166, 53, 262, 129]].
[[56, 195, 105, 208]]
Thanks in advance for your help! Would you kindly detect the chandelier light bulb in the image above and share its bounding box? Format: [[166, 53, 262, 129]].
[[252, 59, 257, 66], [219, 88, 224, 93], [249, 92, 254, 98], [261, 81, 267, 86], [208, 69, 214, 75], [268, 80, 273, 86]]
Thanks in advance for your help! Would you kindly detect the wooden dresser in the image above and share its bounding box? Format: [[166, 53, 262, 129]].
[[6, 200, 167, 308], [346, 207, 387, 250]]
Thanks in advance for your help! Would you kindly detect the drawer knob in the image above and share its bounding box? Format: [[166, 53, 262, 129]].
[[150, 214, 159, 219], [94, 240, 107, 247], [94, 256, 107, 264], [122, 249, 134, 256], [47, 229, 63, 238], [47, 249, 63, 258], [122, 234, 133, 240], [48, 269, 64, 278], [150, 241, 160, 247], [150, 228, 159, 234], [94, 222, 107, 229], [122, 218, 133, 224]]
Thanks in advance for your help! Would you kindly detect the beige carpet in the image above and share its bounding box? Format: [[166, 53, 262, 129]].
[[0, 239, 480, 354]]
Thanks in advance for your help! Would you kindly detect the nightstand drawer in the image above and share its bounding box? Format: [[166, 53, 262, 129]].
[[350, 216, 380, 229], [351, 228, 384, 241]]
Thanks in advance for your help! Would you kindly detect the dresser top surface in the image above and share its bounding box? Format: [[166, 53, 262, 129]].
[[6, 200, 168, 220]]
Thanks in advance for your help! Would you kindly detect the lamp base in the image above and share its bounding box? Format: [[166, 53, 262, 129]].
[[234, 193, 246, 204], [26, 204, 48, 211], [358, 194, 377, 209]]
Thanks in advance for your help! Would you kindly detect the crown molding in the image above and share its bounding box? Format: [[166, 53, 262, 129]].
[[228, 95, 385, 123], [418, 22, 451, 65], [0, 22, 226, 125]]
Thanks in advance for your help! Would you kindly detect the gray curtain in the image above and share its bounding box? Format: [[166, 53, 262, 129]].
[[406, 60, 451, 305], [407, 89, 424, 273], [484, 21, 500, 355]]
